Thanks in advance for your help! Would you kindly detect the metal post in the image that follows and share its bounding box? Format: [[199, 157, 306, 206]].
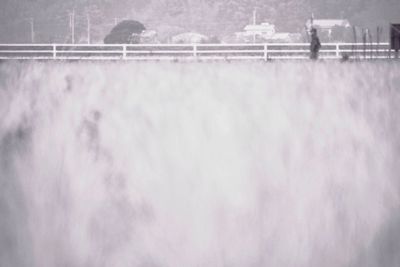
[[367, 30, 372, 59], [29, 18, 35, 43], [72, 10, 75, 44], [252, 8, 257, 44], [362, 29, 367, 59], [69, 10, 75, 44], [376, 26, 382, 59], [352, 26, 358, 60], [87, 13, 91, 44]]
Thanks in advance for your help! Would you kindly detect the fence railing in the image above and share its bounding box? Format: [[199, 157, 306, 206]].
[[0, 43, 394, 61]]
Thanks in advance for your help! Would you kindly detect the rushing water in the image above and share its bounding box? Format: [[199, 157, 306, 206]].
[[1, 61, 400, 267]]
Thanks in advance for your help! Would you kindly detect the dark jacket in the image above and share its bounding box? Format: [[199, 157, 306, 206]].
[[310, 33, 321, 59], [310, 35, 321, 53]]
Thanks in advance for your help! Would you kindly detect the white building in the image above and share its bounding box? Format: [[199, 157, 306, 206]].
[[235, 22, 276, 42], [171, 32, 209, 44], [306, 19, 351, 39], [306, 19, 351, 31], [268, 33, 302, 42], [236, 22, 302, 43], [242, 22, 276, 39], [140, 30, 159, 43]]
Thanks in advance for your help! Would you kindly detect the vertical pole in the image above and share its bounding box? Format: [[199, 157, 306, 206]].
[[69, 13, 72, 39], [376, 26, 382, 59], [29, 18, 35, 43], [362, 28, 366, 59], [252, 8, 257, 44], [87, 13, 91, 44], [69, 12, 72, 43], [368, 29, 372, 59], [70, 9, 75, 44], [376, 27, 379, 58], [352, 26, 358, 60], [72, 9, 75, 44]]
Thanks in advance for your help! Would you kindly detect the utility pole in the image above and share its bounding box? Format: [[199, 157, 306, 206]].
[[69, 9, 75, 44], [376, 26, 382, 58], [72, 9, 75, 44], [87, 12, 91, 44], [311, 13, 314, 28], [362, 28, 367, 59], [252, 8, 257, 43], [29, 18, 35, 43]]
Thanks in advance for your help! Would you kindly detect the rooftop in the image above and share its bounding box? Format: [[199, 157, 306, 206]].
[[306, 19, 351, 29]]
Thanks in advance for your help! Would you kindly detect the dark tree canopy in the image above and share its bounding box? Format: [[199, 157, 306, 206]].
[[104, 20, 146, 44]]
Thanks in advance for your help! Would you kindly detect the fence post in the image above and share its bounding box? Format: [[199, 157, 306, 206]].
[[193, 44, 197, 58], [335, 43, 340, 59], [122, 45, 127, 59], [264, 44, 268, 61], [53, 44, 56, 59]]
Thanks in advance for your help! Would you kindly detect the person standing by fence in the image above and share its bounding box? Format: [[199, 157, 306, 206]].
[[391, 24, 400, 59], [310, 28, 321, 60]]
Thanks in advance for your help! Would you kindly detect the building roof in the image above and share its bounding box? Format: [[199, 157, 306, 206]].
[[171, 32, 208, 44], [267, 33, 302, 42], [306, 19, 351, 29], [244, 22, 275, 33]]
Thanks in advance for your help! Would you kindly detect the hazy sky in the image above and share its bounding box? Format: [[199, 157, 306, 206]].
[[0, 0, 399, 43]]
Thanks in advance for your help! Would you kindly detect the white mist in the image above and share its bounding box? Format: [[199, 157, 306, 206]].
[[0, 61, 400, 267]]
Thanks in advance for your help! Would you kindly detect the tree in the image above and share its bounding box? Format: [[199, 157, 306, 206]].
[[104, 20, 146, 43]]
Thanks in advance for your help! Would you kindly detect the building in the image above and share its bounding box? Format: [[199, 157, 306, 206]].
[[140, 30, 159, 43], [243, 22, 276, 38], [235, 22, 302, 43], [268, 33, 302, 43], [306, 19, 351, 40], [235, 22, 276, 42], [306, 19, 351, 31], [171, 32, 209, 44]]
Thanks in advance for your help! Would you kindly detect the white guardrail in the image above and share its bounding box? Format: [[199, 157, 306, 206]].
[[0, 43, 394, 61]]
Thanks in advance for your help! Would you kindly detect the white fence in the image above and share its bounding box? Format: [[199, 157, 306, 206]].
[[0, 43, 394, 61]]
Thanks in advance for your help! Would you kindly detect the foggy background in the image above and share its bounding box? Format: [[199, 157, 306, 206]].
[[0, 0, 399, 43]]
